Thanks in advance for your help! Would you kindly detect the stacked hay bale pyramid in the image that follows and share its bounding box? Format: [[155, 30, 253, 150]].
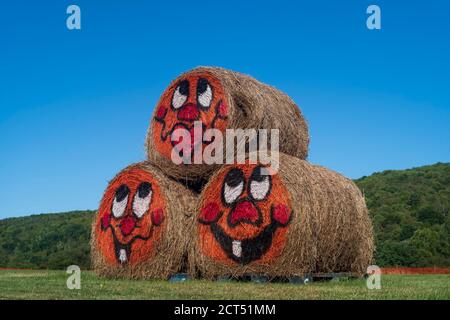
[[91, 66, 374, 280]]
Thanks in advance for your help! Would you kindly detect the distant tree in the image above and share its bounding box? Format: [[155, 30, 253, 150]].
[[407, 193, 420, 208], [417, 206, 445, 225]]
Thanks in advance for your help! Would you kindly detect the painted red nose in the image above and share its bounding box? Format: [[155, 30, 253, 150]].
[[230, 201, 260, 226], [177, 103, 199, 122], [120, 216, 136, 236]]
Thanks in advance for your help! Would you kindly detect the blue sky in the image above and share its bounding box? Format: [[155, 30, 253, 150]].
[[0, 1, 449, 218]]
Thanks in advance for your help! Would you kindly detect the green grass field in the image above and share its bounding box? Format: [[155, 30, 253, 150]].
[[0, 270, 449, 300]]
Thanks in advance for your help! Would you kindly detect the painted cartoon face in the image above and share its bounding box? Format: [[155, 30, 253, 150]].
[[95, 168, 166, 266], [152, 72, 228, 161], [198, 164, 292, 265]]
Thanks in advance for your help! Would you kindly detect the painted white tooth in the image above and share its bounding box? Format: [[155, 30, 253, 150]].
[[232, 240, 242, 258], [119, 249, 127, 263]]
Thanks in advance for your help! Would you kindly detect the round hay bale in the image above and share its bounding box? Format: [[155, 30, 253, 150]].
[[146, 66, 309, 180], [189, 153, 374, 279], [91, 162, 197, 279]]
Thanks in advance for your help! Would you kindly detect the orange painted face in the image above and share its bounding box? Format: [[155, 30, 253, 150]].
[[95, 168, 166, 266], [152, 72, 228, 161], [198, 164, 292, 265]]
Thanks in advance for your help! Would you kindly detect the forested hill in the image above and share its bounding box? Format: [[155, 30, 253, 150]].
[[0, 211, 94, 269], [354, 162, 449, 267], [0, 163, 449, 269]]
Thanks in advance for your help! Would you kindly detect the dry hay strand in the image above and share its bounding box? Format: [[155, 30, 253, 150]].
[[91, 161, 197, 279], [188, 152, 374, 279], [146, 66, 309, 180]]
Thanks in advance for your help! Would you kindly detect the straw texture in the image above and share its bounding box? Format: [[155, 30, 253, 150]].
[[146, 66, 309, 180], [91, 162, 197, 279], [189, 152, 374, 279]]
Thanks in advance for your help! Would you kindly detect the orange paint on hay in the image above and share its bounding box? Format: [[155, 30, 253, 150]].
[[198, 163, 292, 266], [152, 71, 228, 161], [94, 166, 167, 266]]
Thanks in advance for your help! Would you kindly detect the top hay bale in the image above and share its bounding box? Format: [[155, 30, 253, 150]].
[[146, 66, 309, 180]]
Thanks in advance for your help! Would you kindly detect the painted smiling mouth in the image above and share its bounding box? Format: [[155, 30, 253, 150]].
[[210, 221, 279, 265], [207, 206, 292, 265], [112, 234, 132, 264], [103, 224, 155, 265]]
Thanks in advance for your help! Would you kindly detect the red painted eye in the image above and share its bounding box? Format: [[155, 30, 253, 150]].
[[272, 204, 291, 226], [151, 208, 165, 226], [199, 202, 221, 224]]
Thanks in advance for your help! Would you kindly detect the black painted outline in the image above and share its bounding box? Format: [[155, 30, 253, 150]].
[[204, 205, 292, 265], [111, 184, 130, 220], [101, 182, 163, 264], [171, 79, 190, 111], [221, 168, 246, 208], [197, 78, 214, 111], [132, 182, 153, 220], [247, 166, 273, 202], [102, 223, 157, 265]]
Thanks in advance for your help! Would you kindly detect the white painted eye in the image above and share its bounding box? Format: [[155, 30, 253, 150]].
[[172, 80, 189, 109], [198, 85, 212, 107], [224, 181, 244, 204], [112, 185, 129, 218], [172, 87, 187, 109], [197, 78, 213, 108], [223, 168, 244, 204], [133, 182, 152, 218], [249, 167, 271, 200]]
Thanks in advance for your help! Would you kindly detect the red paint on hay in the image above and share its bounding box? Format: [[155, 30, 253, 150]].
[[101, 213, 111, 229], [272, 204, 290, 225], [230, 201, 259, 225], [119, 216, 136, 236], [200, 202, 221, 223], [178, 103, 199, 122], [155, 106, 167, 120], [151, 208, 164, 226]]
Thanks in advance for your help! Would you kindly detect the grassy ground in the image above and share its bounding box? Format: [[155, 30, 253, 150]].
[[0, 270, 449, 300]]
